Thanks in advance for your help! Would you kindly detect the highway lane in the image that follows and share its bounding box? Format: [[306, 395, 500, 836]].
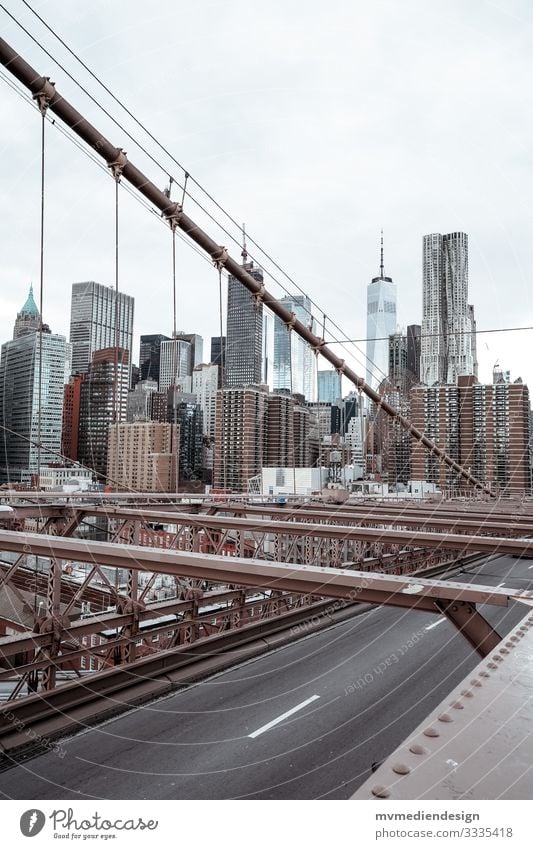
[[0, 553, 531, 800]]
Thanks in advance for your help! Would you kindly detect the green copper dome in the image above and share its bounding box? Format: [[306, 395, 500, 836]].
[[20, 283, 40, 317]]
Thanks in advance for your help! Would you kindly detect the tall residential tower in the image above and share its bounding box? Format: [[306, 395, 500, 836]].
[[420, 232, 477, 386]]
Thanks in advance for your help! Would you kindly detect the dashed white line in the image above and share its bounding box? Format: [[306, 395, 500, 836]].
[[248, 694, 320, 739], [425, 617, 446, 631]]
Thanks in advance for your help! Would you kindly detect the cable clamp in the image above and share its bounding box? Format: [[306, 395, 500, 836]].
[[212, 246, 228, 269], [164, 202, 183, 231], [255, 283, 266, 306], [33, 76, 56, 115], [313, 339, 326, 354], [285, 312, 297, 332], [107, 148, 128, 182], [335, 359, 345, 375]]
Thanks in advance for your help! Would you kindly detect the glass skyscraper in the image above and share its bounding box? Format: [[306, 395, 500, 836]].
[[69, 281, 134, 376], [273, 295, 316, 401], [225, 262, 263, 387], [366, 237, 397, 391], [0, 287, 66, 483]]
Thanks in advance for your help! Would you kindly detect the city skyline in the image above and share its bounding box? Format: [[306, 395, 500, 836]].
[[1, 2, 533, 394]]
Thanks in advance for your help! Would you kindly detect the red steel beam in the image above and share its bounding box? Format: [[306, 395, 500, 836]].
[[72, 509, 533, 556], [80, 504, 533, 537], [0, 530, 529, 607]]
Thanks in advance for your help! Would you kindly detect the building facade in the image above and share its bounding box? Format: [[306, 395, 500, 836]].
[[0, 328, 66, 484], [159, 338, 193, 393], [420, 233, 477, 386], [69, 281, 134, 376], [107, 422, 179, 491], [77, 347, 130, 481], [317, 370, 342, 405], [192, 363, 219, 440], [273, 295, 316, 401], [225, 262, 264, 387], [366, 239, 397, 391], [410, 375, 530, 496], [213, 386, 267, 491], [139, 334, 170, 385]]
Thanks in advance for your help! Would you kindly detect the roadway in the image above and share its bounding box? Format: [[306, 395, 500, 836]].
[[1, 553, 532, 800]]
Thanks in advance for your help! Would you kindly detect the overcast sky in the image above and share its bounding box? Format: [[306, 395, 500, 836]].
[[1, 0, 533, 390]]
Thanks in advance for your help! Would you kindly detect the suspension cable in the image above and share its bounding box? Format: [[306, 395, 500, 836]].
[[36, 107, 45, 484]]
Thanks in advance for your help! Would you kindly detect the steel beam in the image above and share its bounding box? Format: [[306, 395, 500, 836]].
[[66, 509, 533, 556]]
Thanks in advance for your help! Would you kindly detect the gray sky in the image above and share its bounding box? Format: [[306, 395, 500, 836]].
[[1, 0, 533, 389]]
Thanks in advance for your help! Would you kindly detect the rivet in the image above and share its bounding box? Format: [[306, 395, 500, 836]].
[[479, 671, 490, 678], [409, 744, 428, 755], [505, 641, 514, 648], [438, 713, 453, 722], [470, 679, 482, 687], [511, 636, 519, 642], [500, 648, 509, 655], [493, 655, 503, 662], [487, 662, 498, 669], [451, 701, 464, 710], [461, 689, 474, 698], [392, 763, 411, 775], [372, 785, 391, 798], [424, 727, 440, 737]]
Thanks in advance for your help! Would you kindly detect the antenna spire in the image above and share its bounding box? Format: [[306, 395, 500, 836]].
[[241, 223, 248, 264], [380, 229, 385, 278]]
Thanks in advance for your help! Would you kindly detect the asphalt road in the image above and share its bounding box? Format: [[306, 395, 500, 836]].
[[1, 553, 531, 800]]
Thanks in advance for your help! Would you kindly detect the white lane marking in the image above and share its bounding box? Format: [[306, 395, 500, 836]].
[[425, 617, 446, 631], [248, 694, 320, 739], [497, 581, 506, 588], [528, 565, 533, 570]]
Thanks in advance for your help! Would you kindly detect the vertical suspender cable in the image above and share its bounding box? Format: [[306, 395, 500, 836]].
[[37, 109, 45, 486], [288, 324, 296, 496], [171, 223, 179, 486], [218, 266, 227, 491]]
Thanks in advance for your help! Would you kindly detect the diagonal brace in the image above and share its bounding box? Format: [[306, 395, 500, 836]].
[[434, 599, 501, 657]]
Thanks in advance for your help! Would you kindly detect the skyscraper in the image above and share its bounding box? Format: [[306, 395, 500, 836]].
[[317, 369, 342, 404], [139, 334, 170, 385], [159, 338, 193, 393], [420, 232, 477, 386], [77, 347, 129, 481], [213, 386, 267, 491], [69, 281, 134, 375], [273, 295, 316, 400], [13, 284, 45, 339], [193, 363, 219, 440], [225, 260, 263, 387], [366, 234, 397, 391], [406, 324, 421, 382], [0, 287, 66, 483]]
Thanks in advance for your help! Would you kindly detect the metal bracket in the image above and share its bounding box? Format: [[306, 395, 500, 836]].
[[32, 76, 55, 115], [435, 598, 501, 657], [107, 148, 128, 182]]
